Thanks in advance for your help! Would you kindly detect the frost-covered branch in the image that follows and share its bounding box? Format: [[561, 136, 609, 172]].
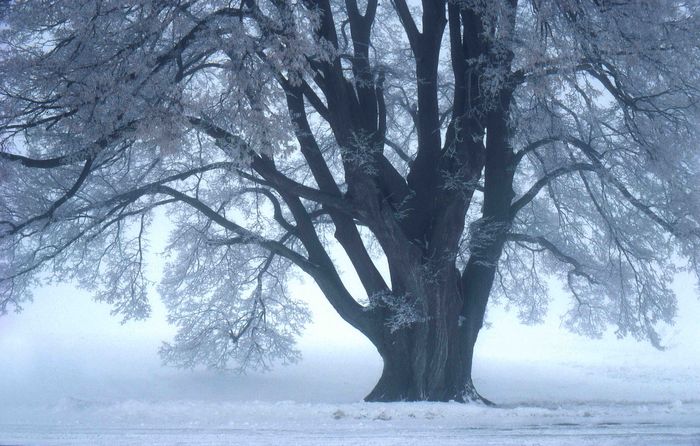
[[154, 185, 315, 275]]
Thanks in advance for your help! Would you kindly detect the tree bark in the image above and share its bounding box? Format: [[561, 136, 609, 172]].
[[362, 267, 493, 404], [364, 316, 491, 404]]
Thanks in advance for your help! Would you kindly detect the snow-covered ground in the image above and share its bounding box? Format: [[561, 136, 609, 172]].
[[1, 278, 699, 445], [1, 348, 699, 445], [2, 398, 700, 446]]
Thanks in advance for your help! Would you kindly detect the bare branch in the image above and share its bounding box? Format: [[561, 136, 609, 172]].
[[507, 233, 598, 284], [510, 162, 596, 216]]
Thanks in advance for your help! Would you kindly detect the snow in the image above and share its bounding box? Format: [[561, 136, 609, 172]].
[[1, 399, 699, 445], [1, 352, 699, 445]]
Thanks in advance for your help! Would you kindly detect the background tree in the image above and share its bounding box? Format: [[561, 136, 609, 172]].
[[2, 0, 700, 402]]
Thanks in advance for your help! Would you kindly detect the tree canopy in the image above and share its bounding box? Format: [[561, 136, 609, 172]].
[[1, 0, 700, 401]]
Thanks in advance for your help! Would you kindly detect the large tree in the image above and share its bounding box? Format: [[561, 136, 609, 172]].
[[2, 0, 700, 402]]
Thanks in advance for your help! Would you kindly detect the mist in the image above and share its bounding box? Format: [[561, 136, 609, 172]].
[[2, 271, 698, 409]]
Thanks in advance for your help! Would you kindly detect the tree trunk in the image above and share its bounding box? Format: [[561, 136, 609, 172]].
[[363, 268, 493, 405], [364, 318, 491, 404]]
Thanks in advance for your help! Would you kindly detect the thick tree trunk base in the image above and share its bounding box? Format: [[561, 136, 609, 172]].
[[364, 376, 495, 406], [363, 318, 494, 405]]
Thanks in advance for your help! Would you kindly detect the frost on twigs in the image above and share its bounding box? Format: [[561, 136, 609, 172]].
[[466, 218, 511, 265], [0, 0, 317, 349], [368, 291, 425, 333], [503, 170, 680, 347], [342, 130, 382, 176], [158, 219, 309, 372]]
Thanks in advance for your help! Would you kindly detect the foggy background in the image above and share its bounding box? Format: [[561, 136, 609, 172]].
[[1, 262, 699, 410]]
